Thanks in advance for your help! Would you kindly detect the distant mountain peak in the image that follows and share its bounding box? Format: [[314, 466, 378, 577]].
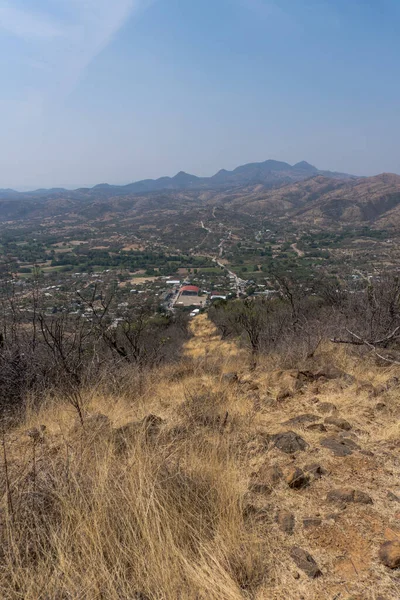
[[293, 161, 318, 171], [173, 171, 198, 181]]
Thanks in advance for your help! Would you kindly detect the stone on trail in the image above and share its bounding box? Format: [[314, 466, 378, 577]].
[[282, 413, 320, 426], [326, 488, 373, 505], [306, 423, 327, 432], [276, 510, 295, 535], [387, 491, 400, 503], [290, 546, 322, 578], [285, 467, 309, 489], [379, 541, 400, 569], [303, 517, 322, 529], [320, 435, 360, 456], [271, 431, 308, 454], [324, 416, 352, 430], [304, 463, 328, 479], [249, 463, 283, 494]]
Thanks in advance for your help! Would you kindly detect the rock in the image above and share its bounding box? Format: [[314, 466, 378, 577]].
[[379, 541, 400, 569], [327, 488, 373, 505], [222, 372, 238, 383], [327, 488, 354, 503], [304, 463, 327, 479], [271, 431, 308, 454], [282, 414, 320, 426], [324, 416, 352, 431], [276, 510, 295, 535], [299, 366, 349, 382], [266, 465, 283, 484], [360, 450, 374, 457], [242, 502, 271, 524], [320, 435, 360, 456], [306, 423, 327, 432], [316, 402, 337, 414], [375, 402, 386, 410], [388, 491, 400, 503], [303, 517, 322, 529], [290, 546, 322, 578], [276, 389, 294, 402], [325, 512, 340, 522], [249, 464, 283, 493], [353, 490, 373, 504], [258, 464, 283, 485], [285, 467, 309, 489]]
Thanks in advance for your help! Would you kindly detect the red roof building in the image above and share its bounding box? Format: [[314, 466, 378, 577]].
[[179, 285, 200, 296]]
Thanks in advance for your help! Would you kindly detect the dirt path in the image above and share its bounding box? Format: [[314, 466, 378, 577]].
[[291, 242, 305, 257]]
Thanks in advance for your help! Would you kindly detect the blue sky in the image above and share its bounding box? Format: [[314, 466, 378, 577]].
[[1, 0, 399, 189]]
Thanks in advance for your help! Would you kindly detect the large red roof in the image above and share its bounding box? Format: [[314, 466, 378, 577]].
[[180, 285, 200, 293]]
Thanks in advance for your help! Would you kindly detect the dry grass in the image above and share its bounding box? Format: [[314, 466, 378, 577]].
[[1, 315, 400, 599]]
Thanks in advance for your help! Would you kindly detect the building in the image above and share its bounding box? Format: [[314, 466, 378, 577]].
[[210, 291, 227, 301], [179, 285, 200, 296], [173, 284, 206, 308]]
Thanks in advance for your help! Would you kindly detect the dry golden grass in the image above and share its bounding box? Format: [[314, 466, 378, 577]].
[[1, 314, 400, 599]]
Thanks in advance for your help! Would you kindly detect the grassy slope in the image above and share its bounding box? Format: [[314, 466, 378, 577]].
[[1, 316, 400, 599]]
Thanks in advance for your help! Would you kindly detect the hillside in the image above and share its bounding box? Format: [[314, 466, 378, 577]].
[[3, 170, 400, 231], [223, 173, 400, 227], [2, 315, 400, 599]]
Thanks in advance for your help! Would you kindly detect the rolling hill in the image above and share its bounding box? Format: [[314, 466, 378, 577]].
[[2, 161, 400, 232]]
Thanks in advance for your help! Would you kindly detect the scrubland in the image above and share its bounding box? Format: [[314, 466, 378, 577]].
[[1, 315, 400, 599]]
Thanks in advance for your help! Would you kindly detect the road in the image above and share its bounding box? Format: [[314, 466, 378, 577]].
[[291, 243, 305, 258], [194, 216, 246, 297], [213, 258, 246, 297]]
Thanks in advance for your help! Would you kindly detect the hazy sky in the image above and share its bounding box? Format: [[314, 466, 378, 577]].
[[1, 0, 399, 189]]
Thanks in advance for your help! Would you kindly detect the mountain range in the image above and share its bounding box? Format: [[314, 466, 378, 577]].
[[0, 160, 354, 201], [2, 159, 400, 230]]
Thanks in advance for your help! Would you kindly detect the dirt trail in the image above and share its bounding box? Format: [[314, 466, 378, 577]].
[[184, 313, 244, 361], [185, 315, 400, 599]]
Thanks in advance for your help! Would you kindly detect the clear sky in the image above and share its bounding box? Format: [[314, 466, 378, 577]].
[[1, 0, 399, 189]]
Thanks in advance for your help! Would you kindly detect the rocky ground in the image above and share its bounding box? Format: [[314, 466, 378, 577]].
[[186, 316, 400, 598]]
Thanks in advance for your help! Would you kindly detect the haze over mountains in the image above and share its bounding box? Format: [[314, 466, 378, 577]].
[[0, 160, 353, 200], [2, 158, 400, 230]]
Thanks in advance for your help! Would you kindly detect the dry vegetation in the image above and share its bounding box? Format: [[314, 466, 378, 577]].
[[1, 315, 400, 599]]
